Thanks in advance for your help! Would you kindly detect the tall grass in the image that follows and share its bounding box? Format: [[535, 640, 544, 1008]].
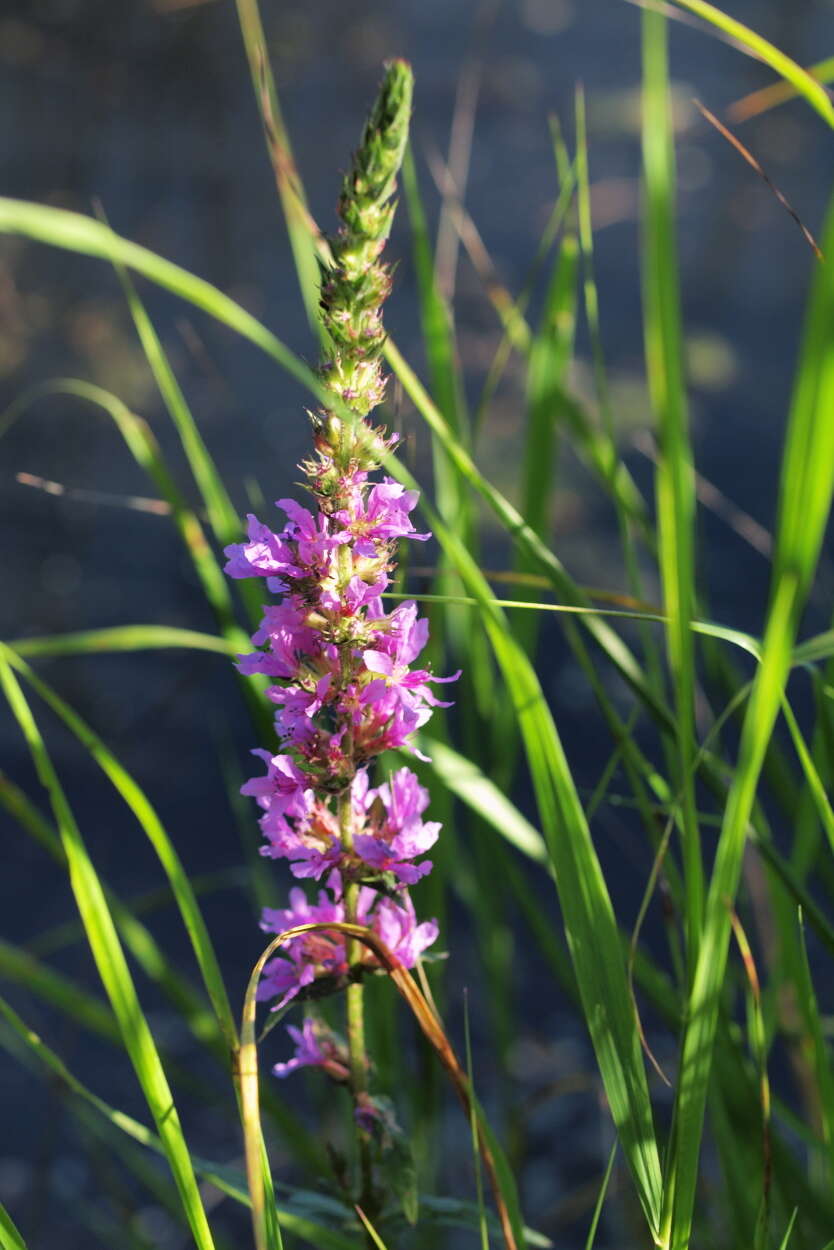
[[4, 2, 834, 1248]]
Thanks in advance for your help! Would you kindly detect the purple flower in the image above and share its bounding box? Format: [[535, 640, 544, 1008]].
[[241, 751, 312, 819], [258, 882, 438, 1010], [373, 891, 439, 967], [333, 479, 430, 558], [363, 601, 459, 714], [259, 887, 347, 1010], [353, 767, 440, 882], [259, 793, 344, 880], [236, 600, 321, 681], [224, 514, 302, 583], [273, 1017, 350, 1081]]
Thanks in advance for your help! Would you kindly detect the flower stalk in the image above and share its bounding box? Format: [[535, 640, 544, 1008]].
[[227, 59, 456, 1214]]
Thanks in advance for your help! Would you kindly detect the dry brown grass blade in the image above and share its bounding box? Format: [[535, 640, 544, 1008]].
[[694, 98, 824, 261], [239, 922, 519, 1250], [728, 58, 834, 123]]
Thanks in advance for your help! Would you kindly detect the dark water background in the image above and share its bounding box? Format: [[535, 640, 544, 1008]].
[[1, 0, 832, 1246]]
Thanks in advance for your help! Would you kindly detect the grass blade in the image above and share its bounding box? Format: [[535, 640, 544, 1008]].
[[664, 0, 834, 128], [234, 0, 323, 330], [1, 644, 238, 1053], [641, 9, 702, 960], [396, 479, 663, 1235], [0, 1200, 29, 1250], [11, 624, 235, 659], [0, 656, 217, 1250], [664, 196, 834, 1250], [0, 994, 356, 1249]]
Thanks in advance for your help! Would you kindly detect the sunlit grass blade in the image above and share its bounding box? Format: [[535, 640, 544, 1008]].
[[641, 9, 702, 961], [664, 198, 834, 1250], [777, 1209, 798, 1250], [234, 0, 324, 330], [0, 198, 338, 406], [396, 480, 663, 1235], [11, 624, 235, 659], [0, 994, 357, 1250], [0, 657, 217, 1250], [0, 1201, 28, 1250], [663, 0, 834, 128], [1, 643, 238, 1053], [415, 734, 547, 865]]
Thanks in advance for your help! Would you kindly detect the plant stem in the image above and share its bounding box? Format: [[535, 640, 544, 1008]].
[[338, 786, 374, 1210]]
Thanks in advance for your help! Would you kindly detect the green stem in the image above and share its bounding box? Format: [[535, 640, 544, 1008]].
[[338, 786, 374, 1210]]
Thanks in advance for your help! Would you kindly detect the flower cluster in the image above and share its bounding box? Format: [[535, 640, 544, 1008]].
[[226, 57, 447, 1087], [226, 474, 452, 1035]]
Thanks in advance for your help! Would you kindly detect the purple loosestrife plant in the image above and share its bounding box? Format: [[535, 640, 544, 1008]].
[[226, 60, 452, 1211]]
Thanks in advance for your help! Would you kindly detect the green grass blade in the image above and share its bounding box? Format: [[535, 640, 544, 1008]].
[[0, 658, 217, 1250], [1, 644, 238, 1053], [1, 378, 255, 666], [641, 9, 702, 961], [584, 1142, 617, 1250], [664, 200, 834, 1250], [111, 258, 246, 553], [11, 624, 235, 659], [415, 735, 548, 865], [384, 337, 672, 729], [0, 199, 338, 407], [0, 940, 118, 1042], [234, 0, 323, 330], [664, 0, 834, 128], [0, 994, 357, 1249], [794, 910, 834, 1184], [513, 230, 579, 664], [778, 1209, 799, 1250], [396, 479, 663, 1235], [0, 1201, 28, 1250]]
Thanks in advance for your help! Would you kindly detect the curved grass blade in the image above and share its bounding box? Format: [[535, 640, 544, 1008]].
[[729, 57, 834, 121], [1, 378, 255, 670], [0, 994, 357, 1250], [0, 657, 217, 1250], [1, 643, 238, 1054], [0, 199, 341, 411], [109, 255, 251, 558], [664, 0, 834, 129], [242, 924, 526, 1250]]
